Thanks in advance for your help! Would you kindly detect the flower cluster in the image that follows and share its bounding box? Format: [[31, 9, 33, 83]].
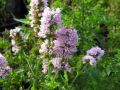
[[51, 28, 78, 72], [53, 28, 78, 59], [38, 7, 52, 38], [37, 5, 63, 73], [10, 27, 21, 38], [42, 0, 48, 8], [38, 7, 53, 73], [38, 7, 62, 38], [29, 0, 40, 32], [0, 53, 11, 77], [29, 0, 49, 32], [42, 58, 48, 74], [52, 57, 62, 69], [52, 8, 62, 27], [39, 27, 78, 73], [61, 61, 72, 72], [10, 27, 22, 54], [36, 1, 78, 74], [86, 46, 105, 60], [39, 39, 53, 54], [11, 39, 20, 54], [82, 55, 96, 66], [51, 58, 72, 73], [82, 46, 105, 66]]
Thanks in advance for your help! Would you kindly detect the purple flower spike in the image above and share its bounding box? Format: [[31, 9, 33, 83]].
[[53, 28, 78, 59]]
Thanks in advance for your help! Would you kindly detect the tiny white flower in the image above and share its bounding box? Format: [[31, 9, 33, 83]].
[[12, 45, 20, 54]]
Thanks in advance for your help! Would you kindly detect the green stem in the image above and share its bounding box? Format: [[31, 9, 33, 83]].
[[71, 72, 79, 84]]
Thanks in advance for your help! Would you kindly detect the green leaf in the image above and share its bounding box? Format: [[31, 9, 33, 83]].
[[31, 86, 35, 90], [64, 71, 68, 84], [14, 18, 30, 25], [23, 32, 31, 40]]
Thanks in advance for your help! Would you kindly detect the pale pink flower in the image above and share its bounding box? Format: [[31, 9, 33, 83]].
[[82, 55, 97, 66], [52, 57, 62, 69], [10, 27, 21, 38], [42, 58, 48, 74], [12, 45, 20, 54], [87, 46, 105, 60]]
